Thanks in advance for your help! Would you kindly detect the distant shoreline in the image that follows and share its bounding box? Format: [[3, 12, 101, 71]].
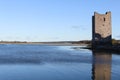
[[0, 42, 88, 46], [0, 41, 90, 46]]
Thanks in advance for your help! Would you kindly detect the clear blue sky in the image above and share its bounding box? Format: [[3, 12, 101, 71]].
[[0, 0, 120, 41]]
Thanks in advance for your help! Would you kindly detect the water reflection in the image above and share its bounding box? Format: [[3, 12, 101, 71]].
[[92, 51, 112, 80]]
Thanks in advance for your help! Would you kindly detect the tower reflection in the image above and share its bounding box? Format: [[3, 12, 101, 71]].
[[92, 51, 112, 80]]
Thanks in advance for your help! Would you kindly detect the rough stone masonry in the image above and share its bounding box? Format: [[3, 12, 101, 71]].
[[92, 12, 112, 47]]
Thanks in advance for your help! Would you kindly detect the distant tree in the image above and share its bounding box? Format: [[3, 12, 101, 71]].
[[112, 38, 119, 45]]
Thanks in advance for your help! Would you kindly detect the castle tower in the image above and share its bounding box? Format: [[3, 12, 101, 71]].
[[92, 12, 112, 47]]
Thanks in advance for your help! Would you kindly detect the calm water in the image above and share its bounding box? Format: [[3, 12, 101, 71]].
[[0, 44, 120, 80]]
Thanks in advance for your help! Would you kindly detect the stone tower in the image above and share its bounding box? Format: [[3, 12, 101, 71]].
[[92, 12, 112, 47]]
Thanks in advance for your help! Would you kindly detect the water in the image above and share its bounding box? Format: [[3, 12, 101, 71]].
[[0, 44, 119, 80]]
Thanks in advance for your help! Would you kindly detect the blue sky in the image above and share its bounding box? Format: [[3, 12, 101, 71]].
[[0, 0, 120, 41]]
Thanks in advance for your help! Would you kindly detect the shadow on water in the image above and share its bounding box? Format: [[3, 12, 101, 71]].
[[92, 51, 112, 80]]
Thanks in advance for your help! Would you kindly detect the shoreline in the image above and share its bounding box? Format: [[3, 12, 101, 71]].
[[1, 42, 120, 53], [82, 45, 120, 53], [0, 42, 88, 46]]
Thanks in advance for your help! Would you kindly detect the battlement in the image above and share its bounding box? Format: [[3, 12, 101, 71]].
[[94, 11, 111, 15]]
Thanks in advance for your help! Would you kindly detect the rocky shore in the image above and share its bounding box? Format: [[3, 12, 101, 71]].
[[84, 45, 120, 53]]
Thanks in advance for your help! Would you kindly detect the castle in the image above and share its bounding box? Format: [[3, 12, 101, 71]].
[[92, 12, 112, 47]]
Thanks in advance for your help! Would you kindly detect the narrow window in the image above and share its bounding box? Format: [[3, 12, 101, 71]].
[[104, 18, 105, 21]]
